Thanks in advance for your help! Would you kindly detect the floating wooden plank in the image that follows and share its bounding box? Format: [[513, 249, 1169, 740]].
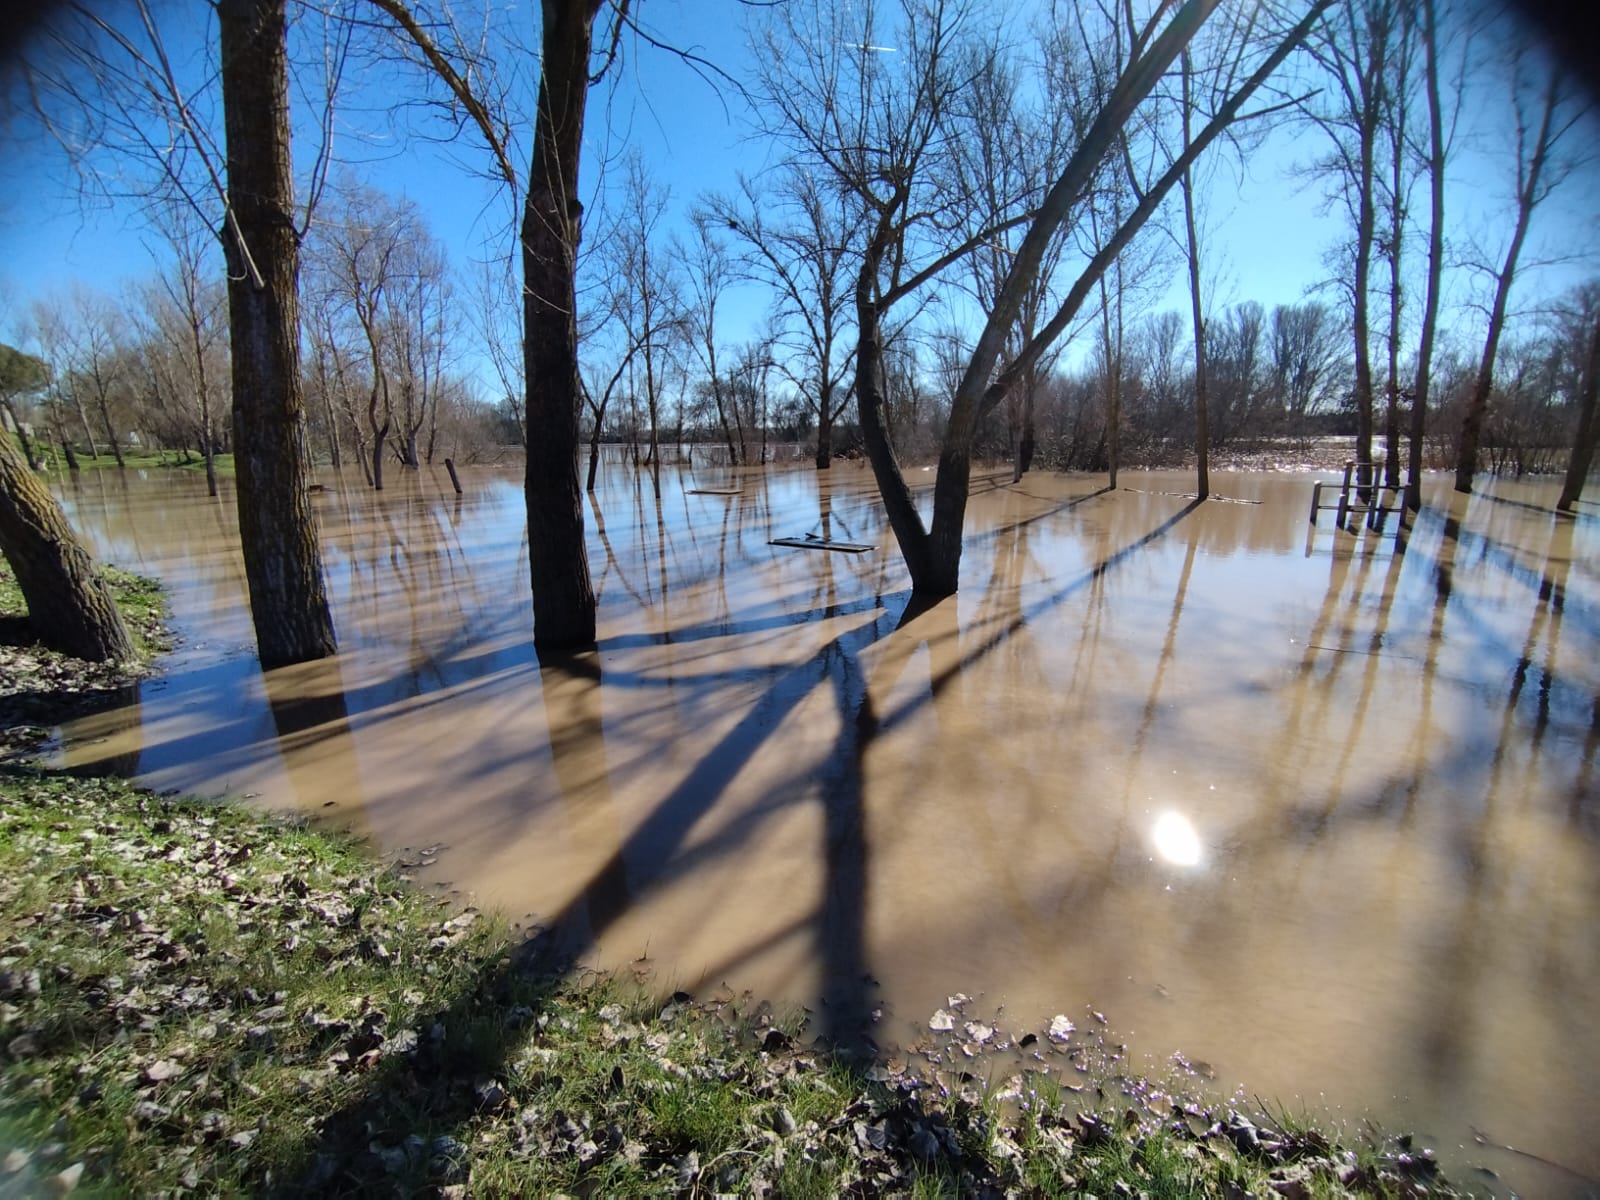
[[687, 487, 742, 495], [769, 536, 874, 554], [1121, 487, 1259, 504]]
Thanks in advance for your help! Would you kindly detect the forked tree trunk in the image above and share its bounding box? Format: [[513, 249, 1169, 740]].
[[521, 0, 599, 653], [219, 0, 336, 669], [0, 432, 133, 661]]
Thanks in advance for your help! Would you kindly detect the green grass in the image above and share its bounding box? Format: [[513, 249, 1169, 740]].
[[0, 556, 170, 666], [59, 449, 236, 478], [6, 432, 236, 480]]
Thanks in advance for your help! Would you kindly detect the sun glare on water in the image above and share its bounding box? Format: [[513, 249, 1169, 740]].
[[1151, 811, 1203, 867]]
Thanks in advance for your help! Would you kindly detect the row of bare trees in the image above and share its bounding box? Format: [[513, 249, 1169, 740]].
[[1, 186, 507, 494]]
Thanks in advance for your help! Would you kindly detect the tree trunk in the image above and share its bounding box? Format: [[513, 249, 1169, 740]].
[[53, 416, 79, 471], [321, 389, 342, 470], [97, 393, 126, 468], [1384, 217, 1402, 489], [2, 400, 39, 470], [815, 386, 834, 470], [73, 393, 100, 459], [521, 0, 598, 653], [1182, 167, 1210, 501], [854, 225, 945, 590], [1557, 317, 1600, 512], [1406, 0, 1445, 514], [1351, 89, 1379, 502], [371, 425, 389, 490], [192, 319, 220, 498], [219, 0, 336, 669], [1180, 51, 1210, 500], [201, 412, 218, 498], [0, 432, 133, 661]]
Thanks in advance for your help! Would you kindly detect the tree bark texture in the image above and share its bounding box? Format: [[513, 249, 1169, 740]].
[[0, 432, 133, 661], [219, 0, 337, 668], [521, 0, 599, 653]]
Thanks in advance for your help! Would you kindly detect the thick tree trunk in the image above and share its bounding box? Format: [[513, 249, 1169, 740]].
[[219, 0, 336, 669], [855, 264, 942, 591], [1557, 318, 1600, 513], [815, 388, 834, 470], [0, 432, 133, 661], [371, 426, 389, 491], [521, 0, 598, 653]]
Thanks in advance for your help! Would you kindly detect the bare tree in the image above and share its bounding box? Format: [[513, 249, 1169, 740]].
[[1178, 47, 1213, 498], [1403, 0, 1461, 513], [605, 154, 683, 498], [680, 211, 742, 466], [1377, 1, 1418, 487], [138, 206, 229, 495], [365, 0, 639, 651], [51, 288, 131, 467], [1307, 0, 1402, 499], [307, 184, 407, 489], [712, 170, 860, 470], [752, 0, 1329, 594], [1454, 44, 1588, 494], [1268, 300, 1344, 437]]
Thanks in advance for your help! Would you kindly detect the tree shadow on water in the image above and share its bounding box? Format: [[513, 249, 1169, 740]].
[[277, 498, 1218, 1191]]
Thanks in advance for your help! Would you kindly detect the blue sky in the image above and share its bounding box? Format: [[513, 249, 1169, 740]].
[[2, 0, 1596, 384]]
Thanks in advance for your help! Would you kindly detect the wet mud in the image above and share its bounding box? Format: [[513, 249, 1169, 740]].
[[48, 463, 1600, 1195]]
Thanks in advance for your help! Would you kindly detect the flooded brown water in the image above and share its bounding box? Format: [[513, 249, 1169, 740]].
[[47, 463, 1600, 1194]]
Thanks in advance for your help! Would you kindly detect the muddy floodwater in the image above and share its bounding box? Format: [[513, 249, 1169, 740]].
[[46, 463, 1600, 1194]]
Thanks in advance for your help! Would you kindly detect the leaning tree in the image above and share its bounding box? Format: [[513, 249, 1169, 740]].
[[0, 432, 133, 662]]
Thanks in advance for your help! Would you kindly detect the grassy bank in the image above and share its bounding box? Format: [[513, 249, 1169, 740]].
[[0, 773, 1458, 1198], [0, 560, 171, 763], [5, 433, 235, 479], [0, 568, 1462, 1196]]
